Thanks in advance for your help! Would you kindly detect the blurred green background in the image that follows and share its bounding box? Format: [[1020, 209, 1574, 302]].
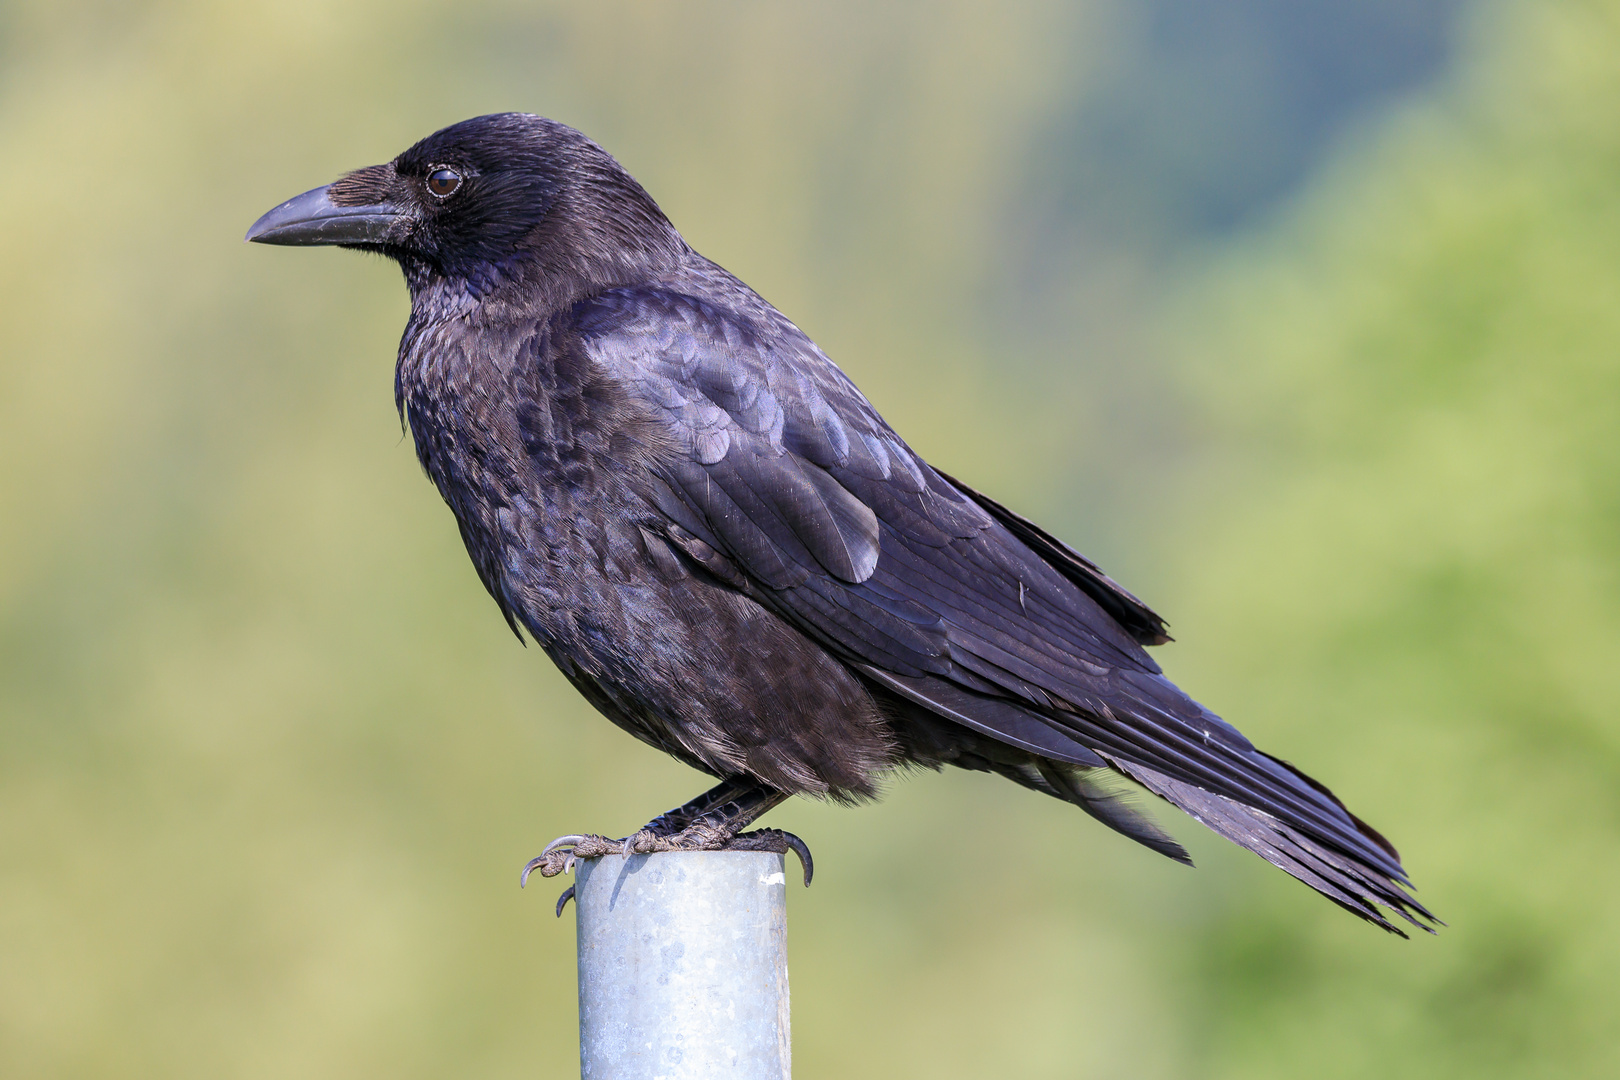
[[2, 0, 1616, 1076]]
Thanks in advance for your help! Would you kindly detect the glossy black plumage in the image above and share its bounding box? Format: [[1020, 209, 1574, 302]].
[[248, 113, 1435, 934]]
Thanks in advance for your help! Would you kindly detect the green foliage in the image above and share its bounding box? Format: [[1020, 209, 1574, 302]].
[[1163, 1, 1620, 1074]]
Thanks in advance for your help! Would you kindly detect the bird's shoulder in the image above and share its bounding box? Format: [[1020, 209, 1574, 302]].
[[565, 273, 889, 467], [560, 274, 997, 585]]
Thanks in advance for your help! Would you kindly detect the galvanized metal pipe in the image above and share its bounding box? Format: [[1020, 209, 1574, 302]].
[[572, 850, 791, 1079]]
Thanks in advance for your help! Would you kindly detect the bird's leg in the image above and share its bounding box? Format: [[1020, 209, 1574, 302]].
[[522, 777, 813, 887], [637, 777, 765, 838]]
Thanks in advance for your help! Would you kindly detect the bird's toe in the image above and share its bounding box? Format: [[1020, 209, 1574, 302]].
[[726, 828, 814, 885], [521, 833, 626, 884]]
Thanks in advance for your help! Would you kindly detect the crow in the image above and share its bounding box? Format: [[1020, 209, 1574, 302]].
[[247, 113, 1435, 934]]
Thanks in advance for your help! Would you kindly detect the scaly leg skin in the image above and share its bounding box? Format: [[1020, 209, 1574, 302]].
[[521, 778, 814, 898]]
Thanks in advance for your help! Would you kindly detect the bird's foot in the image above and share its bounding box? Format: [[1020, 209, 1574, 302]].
[[719, 828, 814, 885], [521, 824, 812, 888]]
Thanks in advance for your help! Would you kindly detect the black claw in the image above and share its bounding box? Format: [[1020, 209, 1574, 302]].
[[781, 832, 814, 887], [726, 828, 814, 886], [519, 856, 546, 889], [555, 884, 576, 917]]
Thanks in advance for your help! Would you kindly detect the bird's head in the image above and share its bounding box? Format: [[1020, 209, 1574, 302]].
[[246, 113, 685, 301]]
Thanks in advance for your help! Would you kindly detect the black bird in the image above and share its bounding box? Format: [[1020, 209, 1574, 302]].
[[247, 113, 1435, 935]]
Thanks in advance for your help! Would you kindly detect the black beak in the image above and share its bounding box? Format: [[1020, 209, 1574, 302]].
[[245, 184, 402, 246]]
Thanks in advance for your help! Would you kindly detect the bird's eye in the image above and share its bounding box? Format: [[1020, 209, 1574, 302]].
[[426, 167, 462, 199]]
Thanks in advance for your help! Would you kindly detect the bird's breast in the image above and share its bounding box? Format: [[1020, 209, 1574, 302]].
[[396, 309, 677, 645]]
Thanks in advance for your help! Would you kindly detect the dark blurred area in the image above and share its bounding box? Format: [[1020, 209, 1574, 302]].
[[1032, 0, 1465, 244], [5, 1, 1617, 1077]]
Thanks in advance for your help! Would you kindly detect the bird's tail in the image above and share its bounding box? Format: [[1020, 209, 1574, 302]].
[[1036, 760, 1193, 866], [1104, 753, 1440, 936]]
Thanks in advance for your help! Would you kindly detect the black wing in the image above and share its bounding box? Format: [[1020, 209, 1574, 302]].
[[578, 283, 1435, 935]]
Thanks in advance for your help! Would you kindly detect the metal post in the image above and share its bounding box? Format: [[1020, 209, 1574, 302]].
[[572, 851, 791, 1079]]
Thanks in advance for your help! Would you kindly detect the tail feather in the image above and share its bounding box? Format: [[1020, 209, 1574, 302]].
[[1261, 750, 1404, 865], [1106, 754, 1438, 936], [1037, 760, 1193, 866]]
